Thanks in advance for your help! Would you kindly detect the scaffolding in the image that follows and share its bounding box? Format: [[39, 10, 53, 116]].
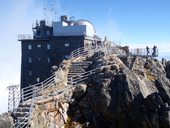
[[7, 85, 20, 112]]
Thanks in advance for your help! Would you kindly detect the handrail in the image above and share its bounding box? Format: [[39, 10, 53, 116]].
[[18, 74, 55, 103], [16, 86, 37, 128], [15, 45, 100, 127], [68, 67, 98, 85], [15, 67, 59, 127], [15, 110, 29, 128], [18, 34, 33, 40], [16, 45, 107, 127]]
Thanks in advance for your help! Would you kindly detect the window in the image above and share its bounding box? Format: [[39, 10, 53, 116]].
[[36, 77, 40, 82], [65, 55, 70, 59], [28, 44, 32, 50], [47, 57, 50, 63], [37, 30, 40, 36], [47, 44, 51, 50], [65, 43, 69, 47], [37, 44, 41, 48], [37, 57, 41, 61], [28, 57, 32, 63], [28, 70, 32, 76], [47, 30, 50, 36]]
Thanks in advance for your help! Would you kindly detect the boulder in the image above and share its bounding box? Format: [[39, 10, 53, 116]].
[[0, 113, 14, 128]]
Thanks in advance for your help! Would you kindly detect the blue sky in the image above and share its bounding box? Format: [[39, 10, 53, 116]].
[[0, 0, 170, 113]]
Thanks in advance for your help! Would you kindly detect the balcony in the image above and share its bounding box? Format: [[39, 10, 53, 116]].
[[18, 34, 33, 41]]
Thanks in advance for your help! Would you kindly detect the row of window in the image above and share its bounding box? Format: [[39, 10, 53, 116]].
[[28, 57, 51, 63], [28, 44, 51, 50], [27, 43, 70, 50], [28, 55, 69, 64]]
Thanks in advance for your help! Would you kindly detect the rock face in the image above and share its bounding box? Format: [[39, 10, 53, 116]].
[[30, 50, 170, 128], [0, 113, 14, 128]]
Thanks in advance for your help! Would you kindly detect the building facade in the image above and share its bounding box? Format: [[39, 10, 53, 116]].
[[19, 15, 100, 89]]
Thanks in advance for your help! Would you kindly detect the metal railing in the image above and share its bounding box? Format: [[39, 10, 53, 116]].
[[18, 34, 33, 40], [70, 45, 113, 59], [15, 44, 101, 127], [16, 86, 37, 128], [68, 68, 97, 85], [19, 74, 56, 103], [129, 48, 158, 57], [15, 73, 58, 127]]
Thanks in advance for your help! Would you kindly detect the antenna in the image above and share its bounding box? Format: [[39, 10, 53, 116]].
[[50, 0, 57, 21], [43, 7, 47, 20], [42, 0, 57, 21]]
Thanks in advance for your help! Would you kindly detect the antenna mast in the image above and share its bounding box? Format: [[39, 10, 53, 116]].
[[50, 0, 55, 21], [43, 0, 56, 21]]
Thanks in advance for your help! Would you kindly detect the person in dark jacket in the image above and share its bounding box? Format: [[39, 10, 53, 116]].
[[152, 45, 157, 56], [146, 46, 149, 56]]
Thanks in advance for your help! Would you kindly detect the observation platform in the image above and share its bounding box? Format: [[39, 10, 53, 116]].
[[129, 48, 158, 57]]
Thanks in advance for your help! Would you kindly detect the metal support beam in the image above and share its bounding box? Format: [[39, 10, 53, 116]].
[[7, 85, 20, 112]]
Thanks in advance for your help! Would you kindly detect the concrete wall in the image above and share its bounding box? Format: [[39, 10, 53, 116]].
[[53, 22, 94, 37]]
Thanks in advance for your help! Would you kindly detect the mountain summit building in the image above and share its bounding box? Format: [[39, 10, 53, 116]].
[[18, 15, 101, 89]]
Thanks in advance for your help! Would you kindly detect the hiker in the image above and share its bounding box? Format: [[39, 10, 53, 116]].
[[162, 58, 166, 68], [152, 45, 157, 56], [146, 46, 149, 56]]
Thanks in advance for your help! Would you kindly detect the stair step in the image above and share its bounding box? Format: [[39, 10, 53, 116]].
[[71, 65, 89, 68], [69, 70, 85, 73], [72, 61, 92, 64], [17, 106, 30, 111], [69, 66, 86, 70], [69, 68, 85, 71], [15, 112, 29, 117], [15, 111, 29, 115], [17, 116, 29, 120], [18, 103, 31, 108], [69, 71, 85, 73], [17, 117, 29, 123], [71, 64, 91, 67], [71, 65, 91, 67], [69, 67, 86, 70], [19, 122, 30, 128]]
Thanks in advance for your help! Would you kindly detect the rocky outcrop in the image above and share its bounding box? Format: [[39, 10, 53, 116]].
[[62, 54, 170, 128], [0, 113, 14, 128], [29, 49, 170, 128], [31, 84, 87, 128]]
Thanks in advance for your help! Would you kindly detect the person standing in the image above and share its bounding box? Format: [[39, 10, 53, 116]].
[[146, 46, 149, 56], [152, 45, 157, 56]]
